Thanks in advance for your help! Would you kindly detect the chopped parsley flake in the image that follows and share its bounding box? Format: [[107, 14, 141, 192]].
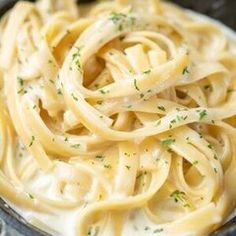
[[57, 89, 62, 95], [29, 136, 35, 147], [136, 173, 143, 179], [161, 138, 175, 147], [157, 106, 166, 112], [109, 12, 126, 28], [170, 190, 186, 203], [182, 66, 189, 75], [143, 69, 151, 74], [184, 203, 191, 208], [176, 115, 188, 122], [197, 109, 207, 120], [96, 100, 103, 105], [87, 226, 100, 236], [227, 89, 235, 94], [208, 144, 213, 149], [99, 89, 106, 94], [124, 152, 131, 157], [155, 120, 162, 127], [17, 58, 22, 64], [109, 12, 136, 31], [95, 155, 104, 160], [134, 79, 140, 91], [192, 160, 199, 165], [177, 115, 182, 122], [17, 88, 27, 94], [204, 85, 212, 91], [104, 164, 112, 169], [140, 93, 144, 99], [17, 76, 24, 86], [87, 227, 92, 236], [71, 93, 78, 101], [99, 89, 109, 94], [124, 104, 132, 109], [71, 144, 80, 149], [125, 165, 131, 170], [176, 107, 188, 112], [72, 46, 83, 72], [28, 193, 34, 199], [154, 228, 164, 233]]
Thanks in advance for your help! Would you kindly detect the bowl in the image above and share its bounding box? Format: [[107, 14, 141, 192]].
[[0, 0, 235, 235]]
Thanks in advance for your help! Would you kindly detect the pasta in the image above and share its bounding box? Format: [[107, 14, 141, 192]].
[[0, 0, 236, 235]]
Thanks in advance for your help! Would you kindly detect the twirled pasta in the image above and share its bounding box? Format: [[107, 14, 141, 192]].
[[0, 0, 236, 235]]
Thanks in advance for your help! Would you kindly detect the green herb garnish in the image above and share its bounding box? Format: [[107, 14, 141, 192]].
[[57, 89, 62, 95], [134, 79, 140, 91], [197, 109, 207, 120], [182, 66, 189, 75], [28, 193, 34, 199], [104, 164, 112, 169], [109, 12, 136, 31], [71, 93, 78, 101], [157, 106, 166, 112], [161, 138, 175, 147], [71, 144, 80, 149], [192, 160, 199, 165], [154, 228, 164, 233], [72, 46, 83, 72], [29, 136, 35, 147], [95, 155, 104, 160], [17, 76, 24, 86], [170, 190, 186, 203], [143, 69, 151, 74]]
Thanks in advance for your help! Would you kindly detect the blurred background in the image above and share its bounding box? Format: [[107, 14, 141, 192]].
[[171, 0, 236, 30], [0, 0, 236, 30]]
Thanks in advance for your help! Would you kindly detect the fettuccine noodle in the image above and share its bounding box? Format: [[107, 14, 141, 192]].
[[0, 0, 236, 235]]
